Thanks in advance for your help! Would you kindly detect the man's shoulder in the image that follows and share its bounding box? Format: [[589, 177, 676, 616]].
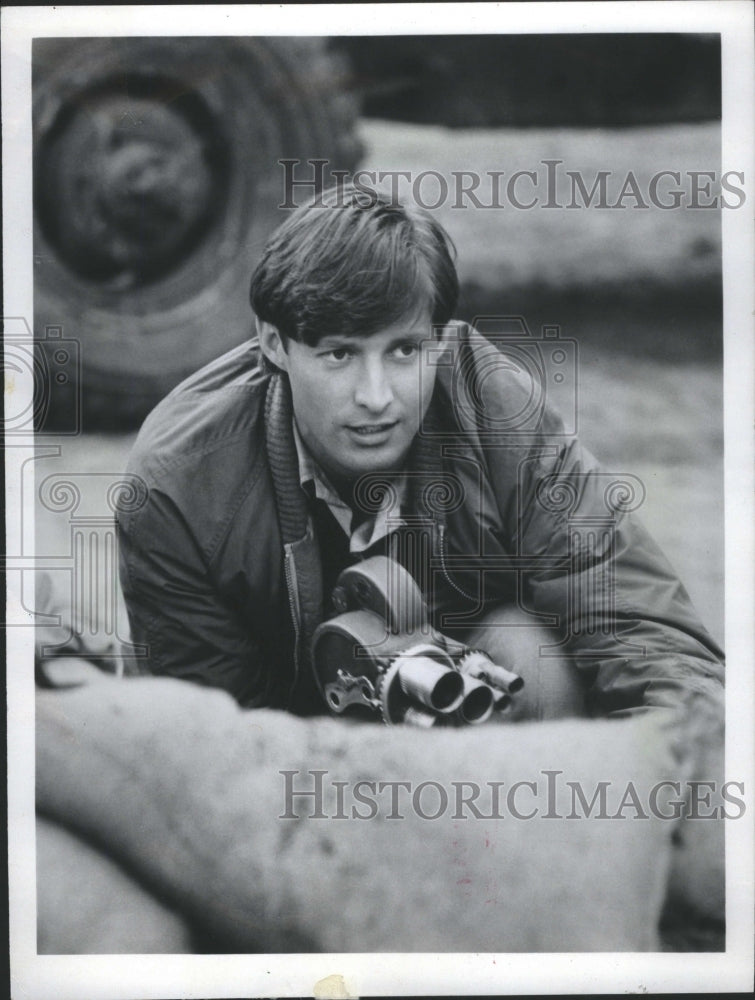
[[126, 339, 270, 487], [437, 320, 567, 439]]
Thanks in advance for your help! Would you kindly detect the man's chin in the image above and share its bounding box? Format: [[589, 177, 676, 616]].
[[335, 443, 410, 482]]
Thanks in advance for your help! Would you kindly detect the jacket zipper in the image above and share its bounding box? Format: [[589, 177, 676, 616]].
[[283, 544, 301, 689], [438, 522, 479, 603]]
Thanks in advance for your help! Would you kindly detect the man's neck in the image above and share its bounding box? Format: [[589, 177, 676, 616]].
[[329, 467, 404, 512], [292, 421, 407, 508]]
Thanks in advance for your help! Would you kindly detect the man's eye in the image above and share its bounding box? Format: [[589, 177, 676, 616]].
[[393, 343, 419, 359], [325, 348, 352, 362]]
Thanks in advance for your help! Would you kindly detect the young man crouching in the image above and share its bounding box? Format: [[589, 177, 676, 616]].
[[118, 185, 724, 720]]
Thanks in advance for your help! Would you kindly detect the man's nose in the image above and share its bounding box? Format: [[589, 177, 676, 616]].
[[354, 359, 394, 412]]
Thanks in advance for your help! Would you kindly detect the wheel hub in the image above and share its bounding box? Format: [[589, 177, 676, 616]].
[[36, 83, 224, 287]]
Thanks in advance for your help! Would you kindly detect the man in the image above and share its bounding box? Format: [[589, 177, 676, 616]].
[[118, 185, 724, 719]]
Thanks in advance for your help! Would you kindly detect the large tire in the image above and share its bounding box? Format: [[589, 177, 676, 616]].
[[33, 37, 361, 429]]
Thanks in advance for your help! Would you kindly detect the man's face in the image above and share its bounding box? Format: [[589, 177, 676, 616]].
[[266, 312, 437, 486]]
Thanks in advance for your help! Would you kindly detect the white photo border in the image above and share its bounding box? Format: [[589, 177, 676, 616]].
[[5, 3, 754, 997]]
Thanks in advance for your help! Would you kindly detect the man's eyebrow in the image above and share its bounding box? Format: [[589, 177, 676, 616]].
[[396, 325, 432, 340], [315, 336, 359, 349], [387, 331, 428, 346], [316, 328, 430, 349]]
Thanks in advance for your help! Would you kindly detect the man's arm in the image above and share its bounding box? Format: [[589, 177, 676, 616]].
[[453, 326, 724, 716], [515, 434, 724, 715], [117, 486, 280, 708]]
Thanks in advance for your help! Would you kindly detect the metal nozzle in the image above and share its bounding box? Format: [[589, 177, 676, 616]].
[[461, 651, 524, 695], [396, 655, 464, 713], [403, 706, 438, 728], [457, 674, 495, 725], [492, 690, 512, 712], [484, 662, 524, 695]]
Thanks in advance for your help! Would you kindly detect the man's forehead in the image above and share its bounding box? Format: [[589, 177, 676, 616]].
[[316, 315, 435, 346]]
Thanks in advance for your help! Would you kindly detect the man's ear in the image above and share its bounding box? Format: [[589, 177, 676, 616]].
[[256, 319, 289, 372]]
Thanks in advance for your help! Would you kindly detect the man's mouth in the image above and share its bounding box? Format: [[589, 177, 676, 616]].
[[347, 421, 398, 438]]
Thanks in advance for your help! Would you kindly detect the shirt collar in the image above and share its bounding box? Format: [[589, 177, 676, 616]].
[[292, 421, 407, 553]]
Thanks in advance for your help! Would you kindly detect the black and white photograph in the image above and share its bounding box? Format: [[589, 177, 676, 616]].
[[4, 3, 754, 997]]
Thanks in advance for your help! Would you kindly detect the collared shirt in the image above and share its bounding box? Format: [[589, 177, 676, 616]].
[[293, 422, 407, 554]]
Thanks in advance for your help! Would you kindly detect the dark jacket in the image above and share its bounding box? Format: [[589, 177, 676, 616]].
[[118, 323, 724, 715]]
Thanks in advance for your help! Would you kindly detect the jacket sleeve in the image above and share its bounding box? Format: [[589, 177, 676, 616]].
[[513, 434, 725, 715], [117, 485, 281, 708]]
